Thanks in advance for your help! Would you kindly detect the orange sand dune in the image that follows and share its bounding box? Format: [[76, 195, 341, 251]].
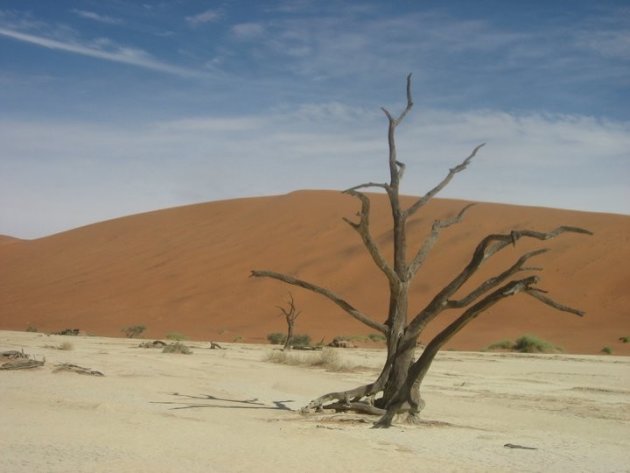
[[1, 191, 628, 354]]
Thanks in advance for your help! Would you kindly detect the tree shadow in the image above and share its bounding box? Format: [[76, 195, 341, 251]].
[[151, 392, 294, 411]]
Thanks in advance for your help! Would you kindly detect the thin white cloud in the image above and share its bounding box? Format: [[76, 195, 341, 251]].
[[186, 9, 221, 27], [71, 9, 124, 25], [231, 22, 265, 40], [1, 106, 628, 239], [0, 27, 200, 77]]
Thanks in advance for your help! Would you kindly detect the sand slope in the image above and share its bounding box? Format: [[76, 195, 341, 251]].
[[1, 331, 628, 473], [0, 191, 628, 354]]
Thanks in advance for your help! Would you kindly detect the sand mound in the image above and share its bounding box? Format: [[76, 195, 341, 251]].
[[0, 191, 628, 354]]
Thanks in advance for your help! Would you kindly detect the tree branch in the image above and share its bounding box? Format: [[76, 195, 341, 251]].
[[406, 203, 475, 280], [405, 226, 591, 339], [524, 288, 585, 316], [383, 73, 414, 188], [345, 182, 391, 193], [342, 189, 399, 285], [404, 143, 485, 219], [446, 248, 548, 308], [250, 270, 387, 334]]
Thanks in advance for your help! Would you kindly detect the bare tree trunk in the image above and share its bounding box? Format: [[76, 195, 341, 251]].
[[251, 75, 591, 426], [283, 319, 294, 351]]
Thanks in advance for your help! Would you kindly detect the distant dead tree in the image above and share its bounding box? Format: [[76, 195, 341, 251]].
[[251, 74, 591, 427], [278, 293, 301, 351]]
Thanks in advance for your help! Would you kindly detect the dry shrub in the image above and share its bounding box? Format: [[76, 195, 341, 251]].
[[162, 342, 192, 354], [264, 348, 354, 372]]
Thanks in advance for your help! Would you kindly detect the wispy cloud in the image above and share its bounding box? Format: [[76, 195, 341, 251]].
[[0, 27, 199, 77], [71, 9, 123, 25], [231, 22, 265, 40], [186, 9, 221, 27], [2, 105, 628, 238]]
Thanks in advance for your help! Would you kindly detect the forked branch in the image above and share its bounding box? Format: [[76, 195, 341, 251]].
[[250, 270, 387, 333], [406, 203, 475, 279], [446, 248, 548, 308], [342, 189, 398, 285], [406, 226, 592, 338], [382, 73, 414, 187], [404, 143, 485, 219]]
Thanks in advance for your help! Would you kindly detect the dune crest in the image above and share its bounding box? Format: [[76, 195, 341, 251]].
[[1, 190, 628, 354]]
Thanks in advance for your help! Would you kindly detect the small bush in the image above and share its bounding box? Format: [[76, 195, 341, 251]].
[[513, 335, 561, 353], [368, 333, 387, 343], [162, 342, 192, 354], [601, 346, 613, 355], [26, 325, 38, 333], [266, 333, 310, 347], [264, 348, 353, 372], [267, 332, 287, 345], [291, 334, 311, 347], [484, 339, 515, 351], [165, 332, 187, 341], [54, 328, 80, 336], [122, 325, 146, 339], [619, 336, 629, 344]]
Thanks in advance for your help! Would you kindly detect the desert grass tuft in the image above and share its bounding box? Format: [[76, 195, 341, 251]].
[[484, 335, 561, 353], [264, 348, 355, 372], [513, 335, 562, 353], [162, 342, 192, 354], [484, 339, 514, 351], [165, 332, 188, 341]]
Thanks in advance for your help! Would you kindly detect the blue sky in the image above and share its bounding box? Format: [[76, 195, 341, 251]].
[[1, 0, 628, 238]]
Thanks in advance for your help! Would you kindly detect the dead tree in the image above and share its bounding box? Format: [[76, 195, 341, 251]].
[[277, 293, 302, 350], [251, 74, 591, 427]]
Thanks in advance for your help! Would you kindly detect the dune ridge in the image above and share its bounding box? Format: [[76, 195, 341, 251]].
[[1, 190, 628, 354]]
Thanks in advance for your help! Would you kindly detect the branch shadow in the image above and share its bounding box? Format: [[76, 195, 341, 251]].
[[151, 392, 295, 411]]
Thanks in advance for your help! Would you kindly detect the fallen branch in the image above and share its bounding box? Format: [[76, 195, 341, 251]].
[[0, 358, 45, 370], [53, 363, 104, 376]]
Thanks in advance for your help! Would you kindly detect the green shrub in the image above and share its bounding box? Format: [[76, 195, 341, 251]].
[[267, 332, 287, 345], [162, 342, 192, 354], [26, 325, 38, 333], [122, 325, 146, 338], [368, 333, 387, 343], [165, 332, 187, 341], [513, 335, 561, 353], [290, 334, 311, 347], [619, 336, 629, 344], [484, 339, 515, 351], [601, 346, 613, 355], [266, 333, 310, 346]]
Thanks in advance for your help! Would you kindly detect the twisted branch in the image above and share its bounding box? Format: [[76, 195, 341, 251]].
[[250, 270, 387, 334], [405, 226, 592, 339]]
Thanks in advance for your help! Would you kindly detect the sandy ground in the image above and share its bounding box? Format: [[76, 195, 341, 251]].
[[1, 331, 628, 473]]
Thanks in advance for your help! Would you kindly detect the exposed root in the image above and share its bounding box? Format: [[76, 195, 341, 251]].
[[301, 382, 382, 413]]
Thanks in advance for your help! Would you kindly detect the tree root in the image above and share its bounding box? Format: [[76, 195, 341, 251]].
[[300, 382, 382, 413]]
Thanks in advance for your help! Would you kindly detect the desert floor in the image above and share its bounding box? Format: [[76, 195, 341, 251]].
[[1, 331, 629, 473]]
